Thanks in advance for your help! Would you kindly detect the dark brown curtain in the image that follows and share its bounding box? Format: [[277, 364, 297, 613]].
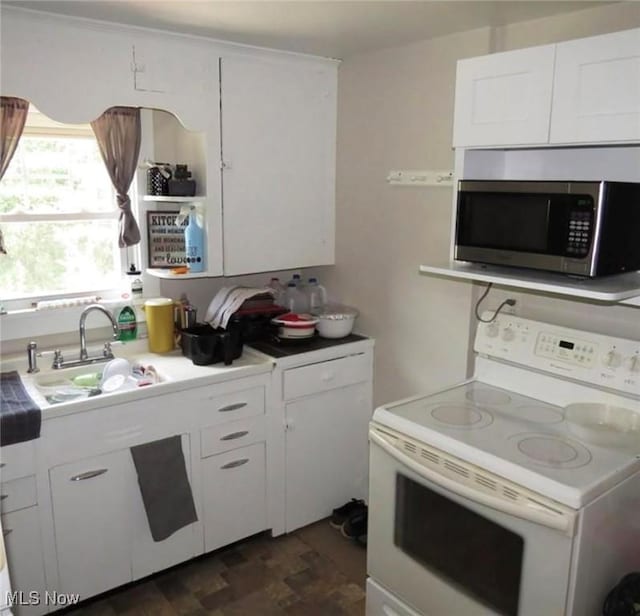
[[0, 97, 30, 254], [90, 106, 142, 247]]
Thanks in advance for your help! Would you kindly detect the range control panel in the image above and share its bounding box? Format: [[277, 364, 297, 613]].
[[475, 312, 640, 397]]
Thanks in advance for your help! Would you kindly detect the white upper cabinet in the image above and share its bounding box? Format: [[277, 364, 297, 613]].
[[220, 55, 337, 275], [453, 45, 555, 147], [453, 28, 640, 149], [550, 28, 640, 144]]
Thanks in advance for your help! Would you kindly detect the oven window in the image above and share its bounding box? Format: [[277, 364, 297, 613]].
[[395, 474, 523, 616]]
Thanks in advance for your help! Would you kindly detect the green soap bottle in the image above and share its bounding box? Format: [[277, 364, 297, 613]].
[[116, 305, 137, 341]]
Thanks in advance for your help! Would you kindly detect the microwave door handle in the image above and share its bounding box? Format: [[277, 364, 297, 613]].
[[369, 431, 574, 536]]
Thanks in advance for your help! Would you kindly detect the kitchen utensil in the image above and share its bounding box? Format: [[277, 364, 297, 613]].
[[142, 298, 175, 353], [313, 305, 358, 338], [180, 323, 243, 366]]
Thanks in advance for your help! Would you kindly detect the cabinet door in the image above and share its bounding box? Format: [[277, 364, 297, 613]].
[[551, 28, 640, 144], [453, 45, 555, 147], [2, 507, 47, 616], [220, 55, 337, 275], [130, 434, 199, 579], [202, 443, 267, 552], [49, 451, 132, 598], [285, 382, 371, 532]]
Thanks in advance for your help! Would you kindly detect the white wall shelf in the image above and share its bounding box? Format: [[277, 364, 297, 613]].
[[146, 268, 213, 280], [142, 196, 206, 203], [419, 261, 640, 303]]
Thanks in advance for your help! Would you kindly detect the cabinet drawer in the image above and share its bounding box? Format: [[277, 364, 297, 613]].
[[0, 440, 36, 482], [0, 475, 37, 513], [201, 416, 266, 458], [283, 353, 370, 400], [197, 385, 265, 425]]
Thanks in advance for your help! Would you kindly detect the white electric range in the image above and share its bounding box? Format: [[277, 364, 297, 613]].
[[367, 313, 640, 616]]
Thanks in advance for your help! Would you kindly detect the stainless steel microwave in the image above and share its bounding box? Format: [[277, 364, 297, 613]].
[[454, 180, 640, 277]]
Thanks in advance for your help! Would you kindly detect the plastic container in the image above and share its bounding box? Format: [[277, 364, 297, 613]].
[[564, 403, 640, 447], [180, 323, 243, 366], [314, 304, 359, 339], [115, 305, 137, 341], [306, 277, 327, 312], [126, 264, 143, 298], [283, 282, 309, 313], [267, 277, 287, 305], [185, 210, 204, 273], [271, 313, 318, 339], [142, 298, 175, 353]]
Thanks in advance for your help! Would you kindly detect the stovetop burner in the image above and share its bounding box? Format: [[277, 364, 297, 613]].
[[511, 433, 592, 469], [465, 389, 511, 405], [429, 403, 494, 429]]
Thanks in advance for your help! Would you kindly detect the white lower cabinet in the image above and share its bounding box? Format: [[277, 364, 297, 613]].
[[130, 435, 198, 579], [2, 506, 47, 616], [202, 442, 267, 552], [49, 434, 197, 599], [282, 349, 374, 533], [49, 451, 133, 599], [2, 355, 375, 612]]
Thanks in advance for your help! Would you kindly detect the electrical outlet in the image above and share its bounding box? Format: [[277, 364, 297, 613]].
[[501, 301, 517, 315]]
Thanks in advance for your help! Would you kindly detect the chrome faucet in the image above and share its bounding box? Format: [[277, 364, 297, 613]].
[[79, 304, 119, 361]]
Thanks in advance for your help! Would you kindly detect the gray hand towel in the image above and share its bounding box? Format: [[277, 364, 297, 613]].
[[130, 435, 198, 542], [1, 371, 41, 446]]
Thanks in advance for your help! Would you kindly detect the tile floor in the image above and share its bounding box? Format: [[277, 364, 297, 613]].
[[62, 519, 367, 616]]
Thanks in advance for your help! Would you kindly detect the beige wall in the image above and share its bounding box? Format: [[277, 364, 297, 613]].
[[315, 2, 640, 407], [314, 27, 494, 406]]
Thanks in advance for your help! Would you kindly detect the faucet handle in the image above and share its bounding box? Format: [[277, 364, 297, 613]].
[[37, 349, 64, 369], [103, 340, 124, 358]]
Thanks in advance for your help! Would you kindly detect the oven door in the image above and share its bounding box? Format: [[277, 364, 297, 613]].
[[367, 428, 578, 616]]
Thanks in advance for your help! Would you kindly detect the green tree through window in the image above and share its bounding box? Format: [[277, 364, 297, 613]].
[[0, 130, 122, 301]]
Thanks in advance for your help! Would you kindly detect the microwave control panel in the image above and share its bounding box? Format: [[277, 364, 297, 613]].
[[475, 313, 639, 397], [565, 210, 593, 257]]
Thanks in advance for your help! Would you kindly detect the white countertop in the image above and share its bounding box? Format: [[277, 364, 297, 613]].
[[1, 339, 274, 420]]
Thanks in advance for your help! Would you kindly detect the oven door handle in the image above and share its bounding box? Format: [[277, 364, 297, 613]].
[[370, 431, 575, 536]]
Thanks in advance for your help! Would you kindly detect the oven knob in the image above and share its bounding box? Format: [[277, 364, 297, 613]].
[[486, 322, 499, 338], [627, 354, 640, 373], [602, 350, 622, 369], [501, 327, 515, 342]]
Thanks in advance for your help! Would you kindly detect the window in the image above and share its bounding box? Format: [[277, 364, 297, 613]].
[[0, 108, 126, 305]]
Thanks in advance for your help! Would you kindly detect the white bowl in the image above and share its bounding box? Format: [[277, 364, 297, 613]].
[[564, 403, 640, 448], [314, 305, 358, 339]]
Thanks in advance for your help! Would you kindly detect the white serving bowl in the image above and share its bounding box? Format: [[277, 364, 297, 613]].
[[564, 403, 640, 448], [314, 305, 359, 339]]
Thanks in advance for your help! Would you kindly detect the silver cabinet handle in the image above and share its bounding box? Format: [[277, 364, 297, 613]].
[[2, 529, 12, 537], [220, 458, 249, 470], [220, 431, 249, 441], [218, 402, 247, 413], [70, 469, 108, 481]]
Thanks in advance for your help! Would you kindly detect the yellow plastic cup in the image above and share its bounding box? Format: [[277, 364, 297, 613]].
[[142, 298, 175, 353]]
